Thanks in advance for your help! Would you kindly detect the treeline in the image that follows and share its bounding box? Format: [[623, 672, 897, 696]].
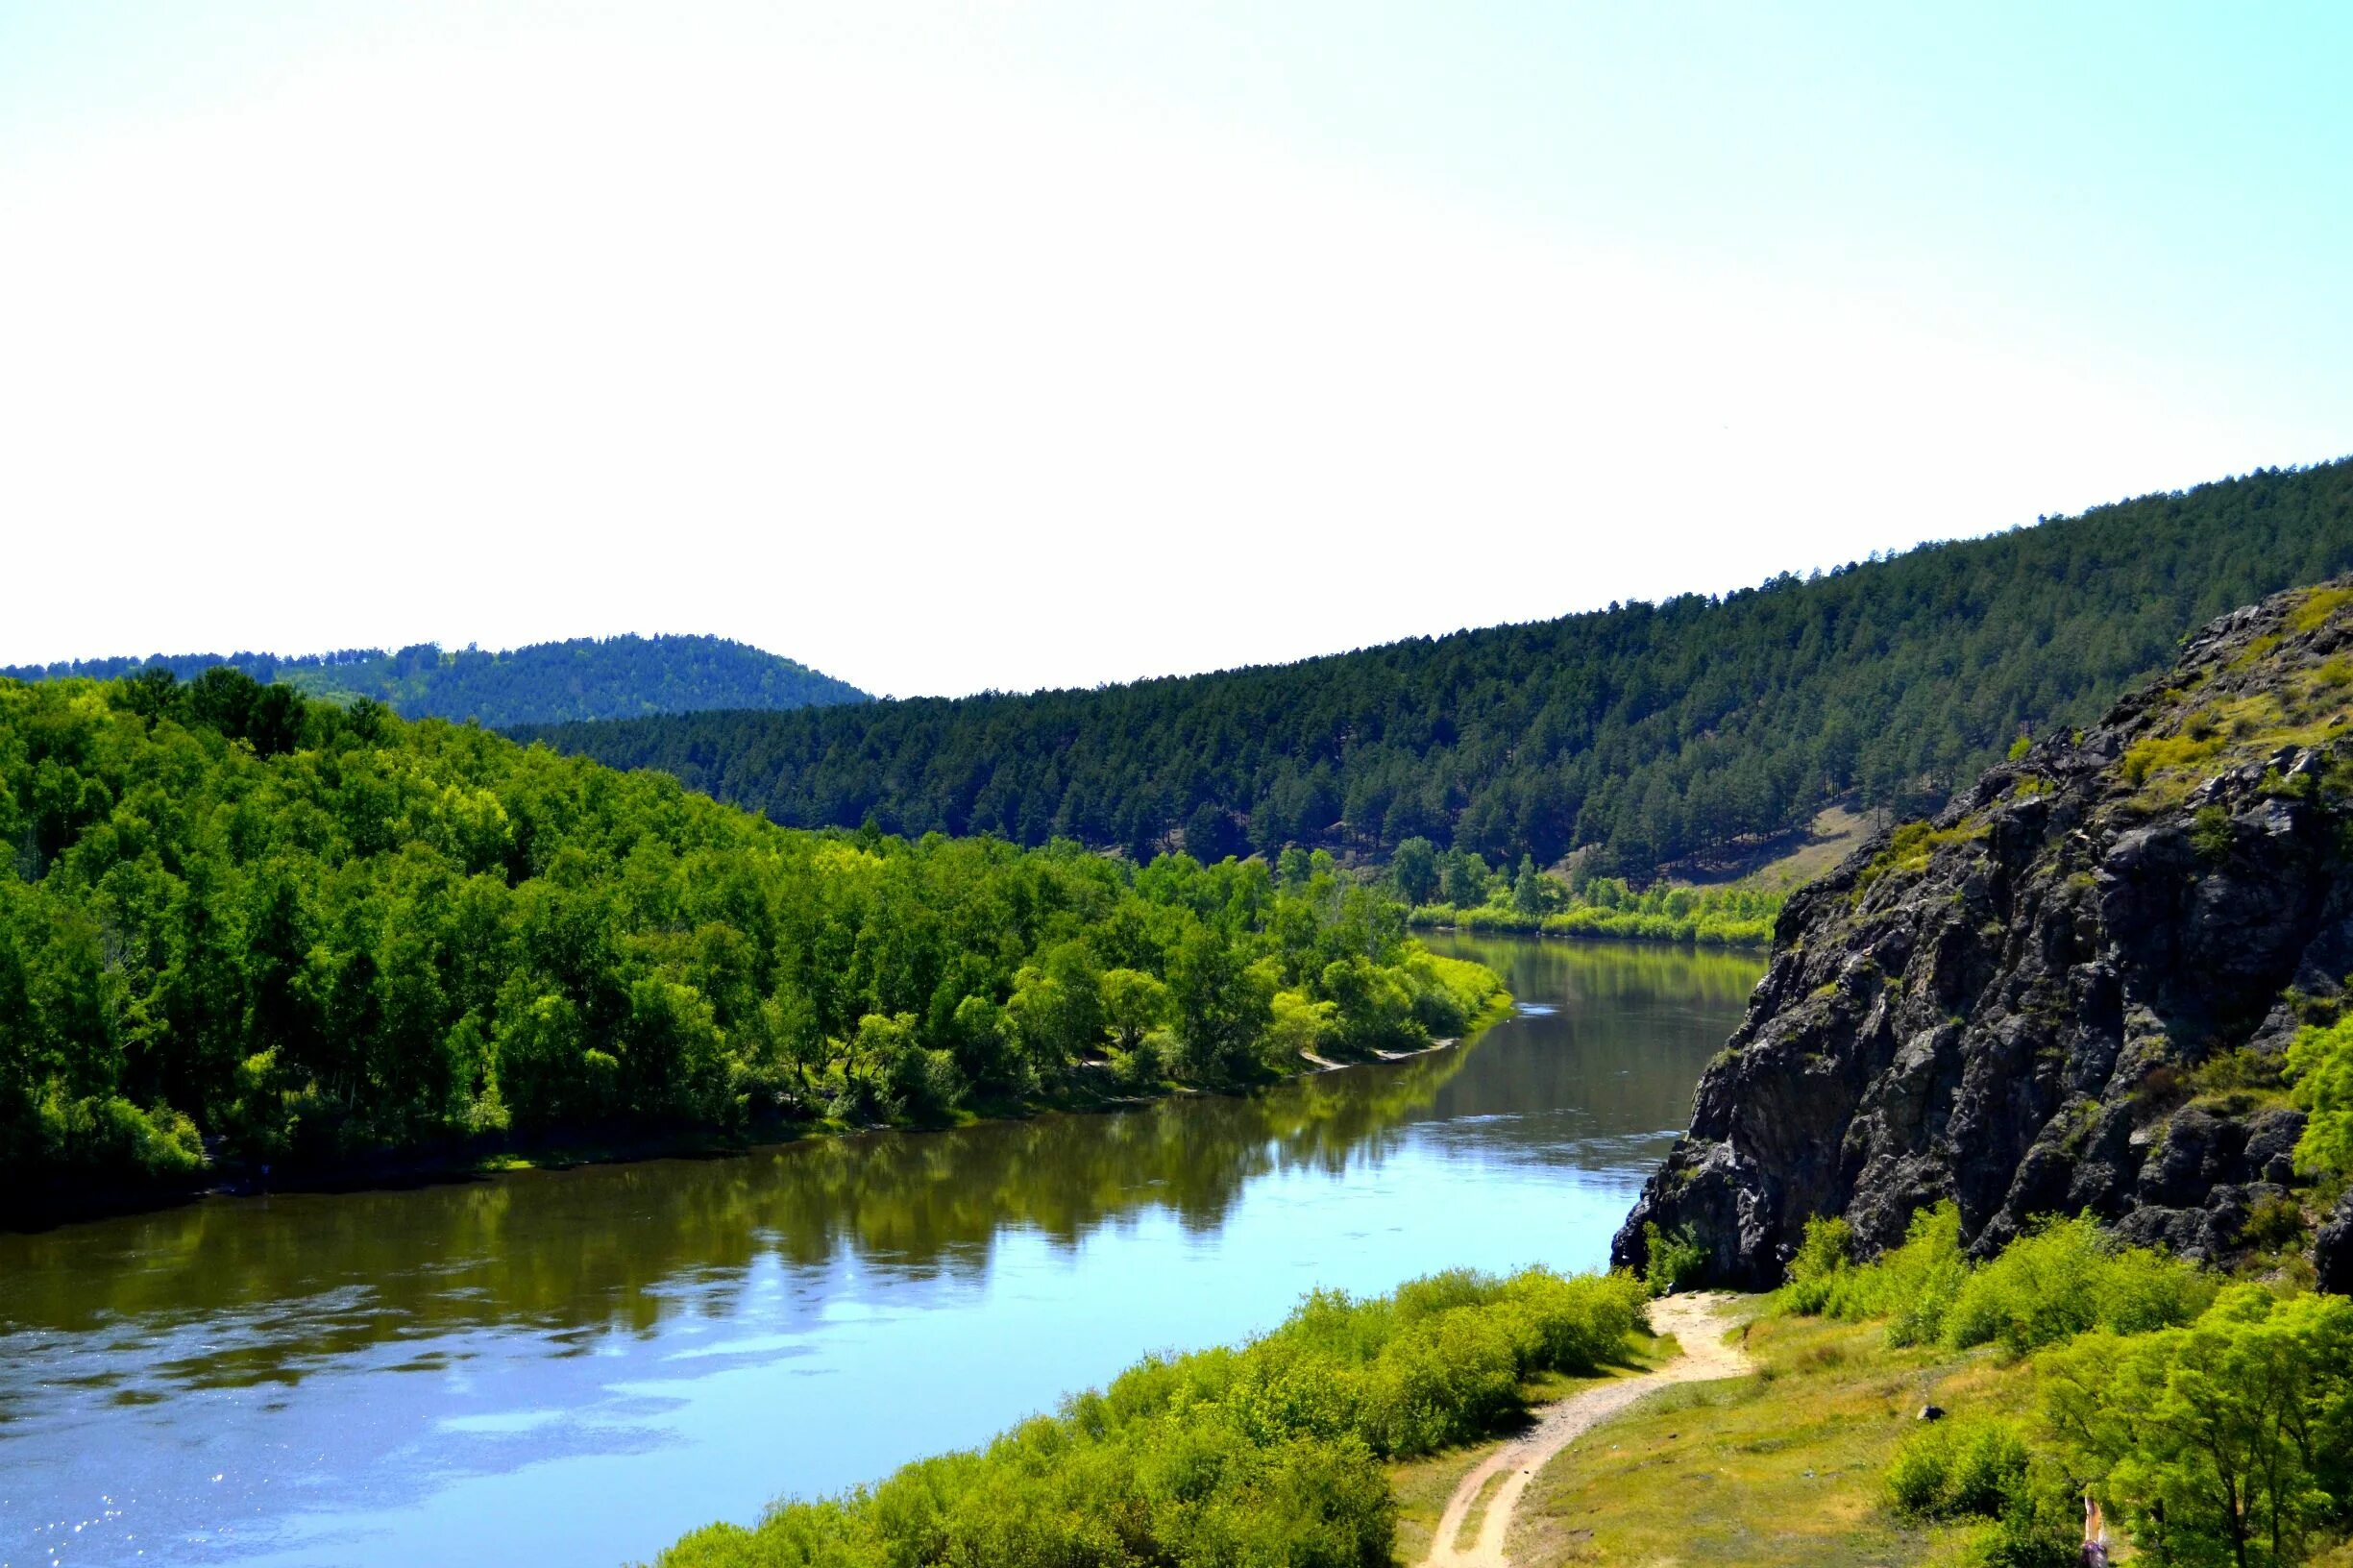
[[1386, 837, 1782, 946], [1779, 1208, 2353, 1567], [652, 1267, 1650, 1568], [521, 460, 2353, 879], [0, 668, 1500, 1200], [3, 633, 868, 729]]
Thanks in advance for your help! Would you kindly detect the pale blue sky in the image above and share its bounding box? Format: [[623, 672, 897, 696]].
[[3, 3, 2347, 694]]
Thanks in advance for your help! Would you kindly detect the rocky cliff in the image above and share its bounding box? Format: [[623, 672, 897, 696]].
[[1615, 581, 2353, 1288]]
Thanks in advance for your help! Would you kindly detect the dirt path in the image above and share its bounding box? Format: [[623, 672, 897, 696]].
[[1421, 1291, 1752, 1568]]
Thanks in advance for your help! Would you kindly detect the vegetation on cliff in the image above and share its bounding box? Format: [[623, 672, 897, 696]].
[[526, 461, 2353, 879], [0, 667, 1500, 1202], [4, 633, 869, 728]]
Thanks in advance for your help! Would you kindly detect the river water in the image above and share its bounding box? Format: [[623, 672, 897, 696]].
[[0, 936, 1759, 1568]]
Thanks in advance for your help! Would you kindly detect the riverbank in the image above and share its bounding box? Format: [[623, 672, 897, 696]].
[[5, 988, 1520, 1233], [647, 1266, 1660, 1568], [1409, 911, 1773, 950], [0, 934, 1748, 1568]]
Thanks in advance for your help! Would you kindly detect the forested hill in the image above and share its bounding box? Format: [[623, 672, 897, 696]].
[[2, 634, 868, 729], [521, 459, 2353, 876]]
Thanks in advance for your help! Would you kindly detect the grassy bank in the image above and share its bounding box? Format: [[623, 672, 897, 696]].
[[1519, 1211, 2353, 1568], [1516, 1308, 2016, 1567], [648, 1267, 1654, 1568]]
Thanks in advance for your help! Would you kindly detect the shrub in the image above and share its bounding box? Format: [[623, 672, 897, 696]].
[[2289, 1013, 2353, 1176], [652, 1265, 1649, 1567], [1887, 1415, 2030, 1521], [1777, 1202, 1970, 1345], [1779, 1204, 2208, 1355], [1499, 1269, 1650, 1373], [1778, 1213, 1855, 1315], [1962, 1459, 2084, 1568], [1875, 1205, 1974, 1347], [1946, 1215, 2212, 1356], [1643, 1222, 1706, 1296]]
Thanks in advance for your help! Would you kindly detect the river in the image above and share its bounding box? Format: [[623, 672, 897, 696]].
[[0, 935, 1759, 1568]]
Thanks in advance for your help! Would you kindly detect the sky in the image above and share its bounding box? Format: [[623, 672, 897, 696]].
[[2, 3, 2348, 698]]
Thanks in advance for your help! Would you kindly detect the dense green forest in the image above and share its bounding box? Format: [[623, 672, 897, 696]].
[[523, 460, 2353, 877], [2, 633, 868, 729], [0, 668, 1499, 1202], [653, 1266, 1651, 1568]]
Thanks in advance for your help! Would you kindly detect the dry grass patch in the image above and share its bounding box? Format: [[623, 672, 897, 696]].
[[1509, 1313, 2034, 1568]]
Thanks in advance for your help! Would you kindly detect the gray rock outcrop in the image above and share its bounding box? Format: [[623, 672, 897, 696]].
[[1615, 581, 2353, 1286]]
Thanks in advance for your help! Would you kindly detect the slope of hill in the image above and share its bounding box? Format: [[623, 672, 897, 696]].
[[1615, 577, 2353, 1289], [1, 634, 869, 728], [519, 460, 2353, 879]]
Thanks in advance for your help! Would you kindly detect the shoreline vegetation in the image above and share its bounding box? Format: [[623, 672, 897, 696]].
[[22, 985, 1518, 1228], [1389, 840, 1784, 948], [648, 1266, 1657, 1568], [641, 1212, 2353, 1568], [0, 668, 1507, 1225]]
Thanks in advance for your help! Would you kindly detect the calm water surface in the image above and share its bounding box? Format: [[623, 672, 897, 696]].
[[0, 936, 1759, 1568]]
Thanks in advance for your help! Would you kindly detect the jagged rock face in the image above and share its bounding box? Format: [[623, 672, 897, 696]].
[[2320, 1193, 2353, 1294], [1615, 582, 2353, 1287]]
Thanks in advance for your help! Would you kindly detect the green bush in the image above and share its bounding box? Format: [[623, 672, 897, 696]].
[[1501, 1268, 1650, 1373], [1853, 1220, 2353, 1568], [1946, 1215, 2213, 1357], [649, 1266, 1650, 1568], [1962, 1459, 2085, 1568], [2038, 1286, 2353, 1568], [1778, 1213, 1855, 1315], [1886, 1415, 2029, 1520], [1643, 1221, 1706, 1296], [2288, 1012, 2353, 1176], [1778, 1205, 2208, 1356]]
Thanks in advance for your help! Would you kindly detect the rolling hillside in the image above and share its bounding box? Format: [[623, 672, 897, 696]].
[[3, 634, 868, 728], [522, 460, 2353, 877]]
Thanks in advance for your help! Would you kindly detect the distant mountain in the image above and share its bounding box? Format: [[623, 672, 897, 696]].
[[517, 459, 2353, 877], [1, 635, 868, 729]]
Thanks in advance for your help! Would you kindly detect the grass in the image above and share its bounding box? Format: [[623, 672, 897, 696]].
[[2120, 639, 2353, 806], [1384, 1331, 1679, 1564], [1454, 1469, 1509, 1549], [1851, 817, 1989, 902], [1390, 1435, 1507, 1564], [1509, 1311, 2031, 1568], [1736, 804, 1884, 893]]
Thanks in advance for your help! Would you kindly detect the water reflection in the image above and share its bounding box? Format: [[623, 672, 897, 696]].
[[1, 1045, 1478, 1375], [0, 936, 1756, 1568]]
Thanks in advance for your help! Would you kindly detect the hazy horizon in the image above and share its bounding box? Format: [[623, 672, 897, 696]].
[[5, 3, 2348, 698]]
